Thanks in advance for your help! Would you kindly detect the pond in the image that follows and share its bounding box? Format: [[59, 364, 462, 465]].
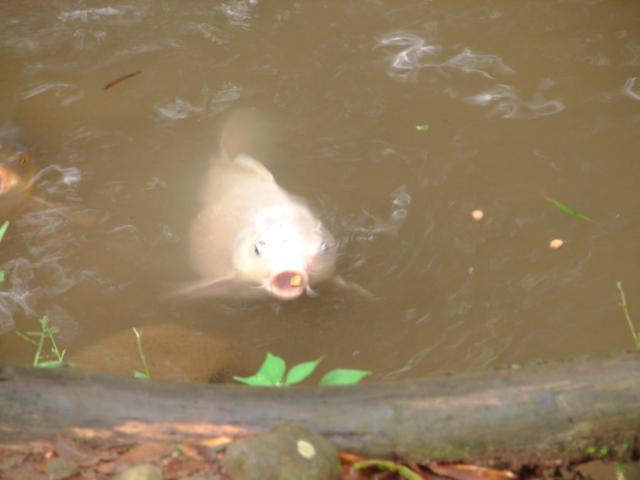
[[1, 0, 639, 383]]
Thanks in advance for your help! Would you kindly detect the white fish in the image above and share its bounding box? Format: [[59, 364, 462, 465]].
[[175, 110, 369, 301]]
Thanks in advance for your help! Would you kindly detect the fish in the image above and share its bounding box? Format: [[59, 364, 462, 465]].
[[0, 138, 95, 226], [175, 109, 370, 301], [0, 140, 37, 216]]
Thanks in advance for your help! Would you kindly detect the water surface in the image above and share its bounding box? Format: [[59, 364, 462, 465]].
[[1, 0, 639, 382]]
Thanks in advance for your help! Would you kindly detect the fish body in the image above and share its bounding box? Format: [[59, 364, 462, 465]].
[[187, 153, 337, 301], [0, 140, 36, 215]]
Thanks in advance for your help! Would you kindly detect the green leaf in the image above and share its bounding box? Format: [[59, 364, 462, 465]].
[[255, 352, 286, 386], [0, 270, 4, 283], [285, 358, 323, 386], [37, 360, 65, 368], [233, 374, 276, 387], [353, 460, 423, 480], [0, 220, 9, 243], [545, 196, 594, 222], [319, 369, 371, 386], [134, 370, 150, 379]]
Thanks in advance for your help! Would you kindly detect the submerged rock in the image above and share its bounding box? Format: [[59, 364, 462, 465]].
[[223, 422, 341, 480], [69, 323, 239, 383]]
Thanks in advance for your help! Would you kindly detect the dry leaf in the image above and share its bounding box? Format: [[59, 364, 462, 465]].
[[428, 463, 516, 480]]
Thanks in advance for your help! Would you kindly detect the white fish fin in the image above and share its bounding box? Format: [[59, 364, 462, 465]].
[[330, 275, 374, 298], [29, 195, 97, 226], [165, 275, 237, 300], [232, 154, 275, 182]]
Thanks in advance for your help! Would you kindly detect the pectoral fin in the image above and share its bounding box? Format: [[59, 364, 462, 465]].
[[165, 275, 237, 300], [330, 275, 374, 298]]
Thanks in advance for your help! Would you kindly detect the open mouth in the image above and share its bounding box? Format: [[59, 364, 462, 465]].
[[270, 271, 307, 300]]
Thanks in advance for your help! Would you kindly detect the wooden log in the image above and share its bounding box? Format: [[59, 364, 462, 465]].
[[1, 352, 639, 468]]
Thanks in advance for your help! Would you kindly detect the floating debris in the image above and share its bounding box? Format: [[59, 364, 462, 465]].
[[545, 196, 594, 222], [103, 70, 142, 91], [471, 209, 484, 221], [549, 238, 564, 250]]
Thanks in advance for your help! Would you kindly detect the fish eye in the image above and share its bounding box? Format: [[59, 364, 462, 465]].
[[319, 242, 330, 254], [254, 240, 266, 256]]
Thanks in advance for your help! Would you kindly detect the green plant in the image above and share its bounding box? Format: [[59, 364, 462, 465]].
[[233, 352, 371, 387], [15, 316, 66, 368], [616, 282, 639, 349], [544, 196, 594, 222], [0, 220, 9, 282], [615, 463, 627, 480], [352, 460, 422, 480], [132, 327, 151, 379]]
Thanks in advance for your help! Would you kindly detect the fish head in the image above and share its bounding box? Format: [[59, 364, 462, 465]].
[[0, 143, 34, 198], [232, 206, 337, 301], [0, 165, 20, 195]]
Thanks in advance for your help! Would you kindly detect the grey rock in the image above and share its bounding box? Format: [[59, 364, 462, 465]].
[[111, 464, 163, 480], [223, 422, 341, 480], [45, 457, 78, 480]]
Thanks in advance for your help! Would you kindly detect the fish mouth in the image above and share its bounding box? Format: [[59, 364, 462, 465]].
[[269, 271, 308, 300]]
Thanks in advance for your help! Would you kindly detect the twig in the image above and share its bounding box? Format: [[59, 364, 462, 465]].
[[103, 70, 142, 91]]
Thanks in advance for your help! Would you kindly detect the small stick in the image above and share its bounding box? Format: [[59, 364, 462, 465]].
[[616, 281, 639, 349], [103, 70, 142, 91]]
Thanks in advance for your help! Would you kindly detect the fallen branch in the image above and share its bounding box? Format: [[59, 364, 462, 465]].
[[1, 351, 639, 469]]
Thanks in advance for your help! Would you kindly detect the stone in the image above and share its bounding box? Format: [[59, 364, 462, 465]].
[[223, 422, 341, 480], [112, 464, 163, 480], [45, 457, 78, 480]]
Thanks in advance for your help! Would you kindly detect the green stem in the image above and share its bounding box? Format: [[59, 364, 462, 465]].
[[42, 316, 64, 361], [133, 328, 151, 378], [616, 282, 640, 349], [352, 460, 423, 480], [33, 324, 46, 367]]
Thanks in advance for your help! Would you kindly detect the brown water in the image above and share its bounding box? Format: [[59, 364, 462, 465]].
[[1, 1, 639, 383]]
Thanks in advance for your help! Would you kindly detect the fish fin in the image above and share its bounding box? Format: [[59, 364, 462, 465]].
[[330, 275, 374, 298], [29, 196, 97, 226], [164, 275, 237, 300], [232, 154, 275, 182]]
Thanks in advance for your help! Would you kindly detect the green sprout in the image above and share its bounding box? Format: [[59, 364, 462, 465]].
[[132, 327, 151, 379], [233, 352, 371, 387], [616, 282, 639, 349], [15, 316, 66, 368]]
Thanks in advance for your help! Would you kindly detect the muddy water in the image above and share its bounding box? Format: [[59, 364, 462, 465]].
[[1, 1, 639, 382]]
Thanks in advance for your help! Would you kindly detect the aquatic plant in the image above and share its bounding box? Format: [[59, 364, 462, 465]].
[[0, 220, 9, 282], [616, 282, 639, 349], [233, 352, 371, 387], [15, 316, 66, 368], [132, 327, 151, 379], [545, 196, 594, 222]]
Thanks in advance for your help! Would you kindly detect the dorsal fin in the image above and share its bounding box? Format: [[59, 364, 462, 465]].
[[233, 154, 275, 182]]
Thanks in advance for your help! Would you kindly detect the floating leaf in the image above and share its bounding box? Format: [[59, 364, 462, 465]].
[[545, 196, 594, 222], [415, 124, 430, 132], [285, 358, 323, 386], [320, 369, 371, 386], [0, 220, 9, 242]]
